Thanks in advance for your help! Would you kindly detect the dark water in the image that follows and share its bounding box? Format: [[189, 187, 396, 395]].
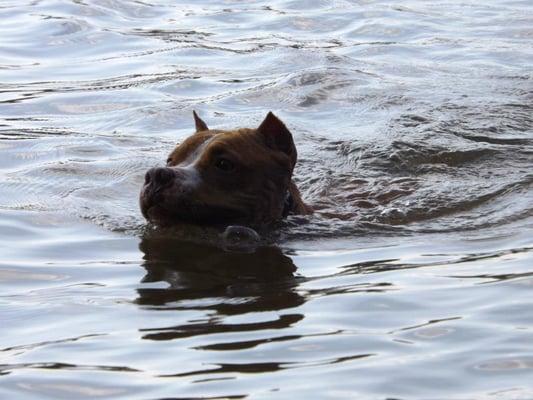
[[1, 1, 533, 398]]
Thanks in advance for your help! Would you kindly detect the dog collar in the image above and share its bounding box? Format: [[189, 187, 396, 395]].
[[282, 191, 294, 217]]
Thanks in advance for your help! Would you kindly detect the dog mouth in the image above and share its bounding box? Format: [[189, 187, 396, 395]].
[[139, 185, 165, 220], [142, 198, 250, 227], [140, 176, 251, 226]]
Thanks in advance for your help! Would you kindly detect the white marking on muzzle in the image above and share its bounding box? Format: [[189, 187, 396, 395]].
[[172, 136, 214, 190]]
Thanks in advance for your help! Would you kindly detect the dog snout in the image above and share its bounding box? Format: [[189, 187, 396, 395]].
[[145, 167, 175, 187]]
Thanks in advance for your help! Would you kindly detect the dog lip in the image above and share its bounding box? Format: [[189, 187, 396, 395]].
[[140, 184, 163, 220], [140, 196, 153, 220], [144, 205, 159, 221], [143, 201, 250, 226]]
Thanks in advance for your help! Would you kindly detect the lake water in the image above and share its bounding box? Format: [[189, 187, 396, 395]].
[[1, 0, 532, 398]]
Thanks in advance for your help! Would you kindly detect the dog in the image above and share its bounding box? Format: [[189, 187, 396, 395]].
[[140, 111, 311, 227]]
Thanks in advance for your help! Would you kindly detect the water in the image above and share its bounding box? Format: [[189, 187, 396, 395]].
[[1, 0, 532, 398]]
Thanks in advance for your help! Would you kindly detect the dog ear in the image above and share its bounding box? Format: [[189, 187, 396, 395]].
[[193, 111, 209, 132], [257, 112, 297, 168]]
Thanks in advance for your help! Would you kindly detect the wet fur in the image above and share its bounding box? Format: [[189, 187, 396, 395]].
[[140, 112, 311, 227]]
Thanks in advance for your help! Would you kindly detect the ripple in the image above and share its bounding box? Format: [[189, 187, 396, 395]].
[[1, 1, 533, 399], [159, 353, 374, 378], [0, 362, 140, 375], [476, 357, 533, 371]]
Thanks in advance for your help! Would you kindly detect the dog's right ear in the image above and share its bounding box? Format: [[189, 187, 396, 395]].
[[193, 111, 209, 132]]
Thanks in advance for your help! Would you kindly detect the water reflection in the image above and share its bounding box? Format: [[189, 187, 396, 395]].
[[1, 0, 533, 397], [137, 233, 305, 341]]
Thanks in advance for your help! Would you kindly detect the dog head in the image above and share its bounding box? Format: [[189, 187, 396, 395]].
[[140, 112, 298, 227]]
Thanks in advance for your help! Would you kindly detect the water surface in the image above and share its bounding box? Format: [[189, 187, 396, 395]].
[[1, 1, 532, 399]]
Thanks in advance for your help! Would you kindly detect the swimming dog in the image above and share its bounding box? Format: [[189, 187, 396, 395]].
[[140, 112, 311, 227]]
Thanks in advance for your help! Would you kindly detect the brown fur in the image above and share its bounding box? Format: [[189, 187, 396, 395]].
[[140, 112, 311, 227]]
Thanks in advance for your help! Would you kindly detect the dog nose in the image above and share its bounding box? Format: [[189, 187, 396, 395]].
[[145, 167, 175, 187]]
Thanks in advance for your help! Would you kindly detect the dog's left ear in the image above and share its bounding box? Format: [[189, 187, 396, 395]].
[[257, 112, 297, 169], [193, 111, 209, 132]]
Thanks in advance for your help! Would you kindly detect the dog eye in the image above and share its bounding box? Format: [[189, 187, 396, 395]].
[[214, 157, 235, 172]]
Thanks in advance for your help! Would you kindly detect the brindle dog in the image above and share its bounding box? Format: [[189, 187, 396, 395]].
[[140, 112, 311, 227]]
